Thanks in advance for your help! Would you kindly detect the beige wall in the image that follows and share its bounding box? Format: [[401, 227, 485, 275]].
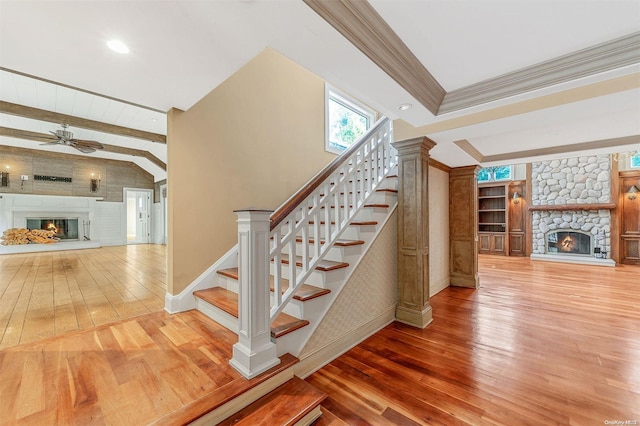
[[0, 147, 153, 202], [168, 48, 336, 295], [429, 166, 450, 296]]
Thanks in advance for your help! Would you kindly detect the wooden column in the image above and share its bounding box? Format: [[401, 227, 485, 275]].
[[391, 136, 436, 329], [449, 166, 481, 288], [229, 209, 280, 379]]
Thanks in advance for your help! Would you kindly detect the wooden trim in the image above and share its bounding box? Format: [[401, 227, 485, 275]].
[[428, 158, 451, 173], [528, 203, 616, 211], [0, 101, 166, 143], [303, 0, 445, 115], [619, 170, 640, 178], [270, 117, 389, 230], [440, 32, 640, 114], [611, 157, 620, 263], [0, 127, 166, 170]]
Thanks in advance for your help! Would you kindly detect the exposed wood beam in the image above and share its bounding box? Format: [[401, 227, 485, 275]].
[[0, 126, 166, 171], [0, 101, 166, 143], [304, 0, 445, 115]]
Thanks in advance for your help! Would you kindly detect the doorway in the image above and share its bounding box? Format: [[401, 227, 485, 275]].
[[125, 188, 152, 244]]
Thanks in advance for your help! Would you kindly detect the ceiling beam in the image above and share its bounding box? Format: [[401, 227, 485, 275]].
[[0, 101, 166, 144], [0, 126, 166, 171], [304, 0, 445, 115]]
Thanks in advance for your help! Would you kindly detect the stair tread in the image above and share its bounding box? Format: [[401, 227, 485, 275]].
[[312, 203, 390, 209], [295, 237, 365, 246], [279, 253, 348, 271], [218, 377, 326, 426], [216, 267, 332, 301], [308, 220, 378, 226], [312, 406, 350, 426], [194, 287, 310, 338]]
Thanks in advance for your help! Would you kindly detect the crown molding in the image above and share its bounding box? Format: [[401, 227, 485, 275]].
[[304, 0, 445, 115], [439, 32, 640, 114]]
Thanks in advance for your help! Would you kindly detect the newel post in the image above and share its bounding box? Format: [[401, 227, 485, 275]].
[[391, 136, 436, 329], [229, 209, 280, 379]]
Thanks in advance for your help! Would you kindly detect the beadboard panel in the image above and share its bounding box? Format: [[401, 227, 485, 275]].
[[0, 146, 153, 201], [94, 202, 126, 246], [299, 212, 398, 359]]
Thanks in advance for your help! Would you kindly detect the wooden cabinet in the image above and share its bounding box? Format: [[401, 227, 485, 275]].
[[508, 180, 527, 256], [478, 181, 527, 256], [619, 171, 640, 265], [478, 184, 507, 255], [479, 232, 505, 254]]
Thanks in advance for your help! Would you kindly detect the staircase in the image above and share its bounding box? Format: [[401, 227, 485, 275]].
[[188, 118, 397, 424], [193, 184, 397, 356]]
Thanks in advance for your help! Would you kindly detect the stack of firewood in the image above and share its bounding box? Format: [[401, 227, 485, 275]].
[[1, 228, 59, 245]]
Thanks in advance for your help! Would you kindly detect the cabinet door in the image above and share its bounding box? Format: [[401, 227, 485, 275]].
[[479, 234, 492, 253], [492, 234, 505, 254], [509, 232, 525, 256]]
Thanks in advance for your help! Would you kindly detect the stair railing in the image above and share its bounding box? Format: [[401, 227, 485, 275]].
[[230, 117, 394, 378]]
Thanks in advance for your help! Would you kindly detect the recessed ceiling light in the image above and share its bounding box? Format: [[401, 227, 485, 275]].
[[107, 39, 130, 54], [397, 103, 412, 111]]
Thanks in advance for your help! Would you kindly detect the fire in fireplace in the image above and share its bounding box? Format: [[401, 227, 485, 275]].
[[546, 231, 592, 256], [26, 218, 79, 241]]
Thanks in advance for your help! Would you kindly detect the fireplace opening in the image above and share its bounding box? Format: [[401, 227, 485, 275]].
[[546, 231, 592, 256], [26, 218, 79, 241]]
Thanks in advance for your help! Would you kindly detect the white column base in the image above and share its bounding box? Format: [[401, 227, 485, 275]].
[[229, 341, 281, 379]]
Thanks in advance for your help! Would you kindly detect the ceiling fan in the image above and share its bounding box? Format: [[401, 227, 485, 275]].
[[38, 124, 104, 154]]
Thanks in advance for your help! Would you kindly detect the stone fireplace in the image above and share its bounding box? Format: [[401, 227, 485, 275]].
[[530, 154, 614, 266]]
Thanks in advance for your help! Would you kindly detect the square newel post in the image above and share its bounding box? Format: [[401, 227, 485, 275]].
[[391, 136, 437, 329], [229, 209, 280, 379]]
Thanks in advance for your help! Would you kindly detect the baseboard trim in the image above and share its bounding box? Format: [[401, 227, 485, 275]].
[[294, 305, 396, 379], [164, 244, 238, 314]]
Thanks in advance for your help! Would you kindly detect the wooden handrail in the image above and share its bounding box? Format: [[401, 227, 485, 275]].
[[270, 117, 390, 230]]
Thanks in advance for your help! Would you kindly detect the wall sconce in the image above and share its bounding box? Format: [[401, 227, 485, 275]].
[[512, 192, 520, 204], [90, 173, 101, 193], [628, 185, 639, 201], [0, 166, 9, 187]]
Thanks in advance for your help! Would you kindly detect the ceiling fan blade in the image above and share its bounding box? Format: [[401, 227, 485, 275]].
[[73, 145, 97, 154], [70, 139, 104, 150], [40, 141, 62, 146]]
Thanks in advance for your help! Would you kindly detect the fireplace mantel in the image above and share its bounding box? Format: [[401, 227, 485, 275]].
[[528, 203, 615, 212]]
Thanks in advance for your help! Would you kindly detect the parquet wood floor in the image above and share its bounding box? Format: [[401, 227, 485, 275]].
[[308, 256, 640, 425], [0, 245, 167, 349]]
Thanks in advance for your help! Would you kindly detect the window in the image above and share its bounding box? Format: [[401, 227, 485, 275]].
[[325, 85, 376, 154], [478, 165, 512, 182], [631, 153, 640, 169]]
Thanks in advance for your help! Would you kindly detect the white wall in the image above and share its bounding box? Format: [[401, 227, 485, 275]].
[[94, 201, 126, 246]]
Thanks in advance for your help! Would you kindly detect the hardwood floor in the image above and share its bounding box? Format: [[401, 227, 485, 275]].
[[308, 256, 640, 425], [0, 309, 297, 425], [1, 254, 638, 425], [0, 245, 166, 349]]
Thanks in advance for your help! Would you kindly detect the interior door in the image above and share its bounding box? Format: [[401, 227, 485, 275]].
[[126, 189, 151, 244]]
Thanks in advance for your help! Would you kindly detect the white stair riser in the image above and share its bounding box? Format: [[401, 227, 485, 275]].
[[196, 298, 238, 333], [270, 262, 347, 288]]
